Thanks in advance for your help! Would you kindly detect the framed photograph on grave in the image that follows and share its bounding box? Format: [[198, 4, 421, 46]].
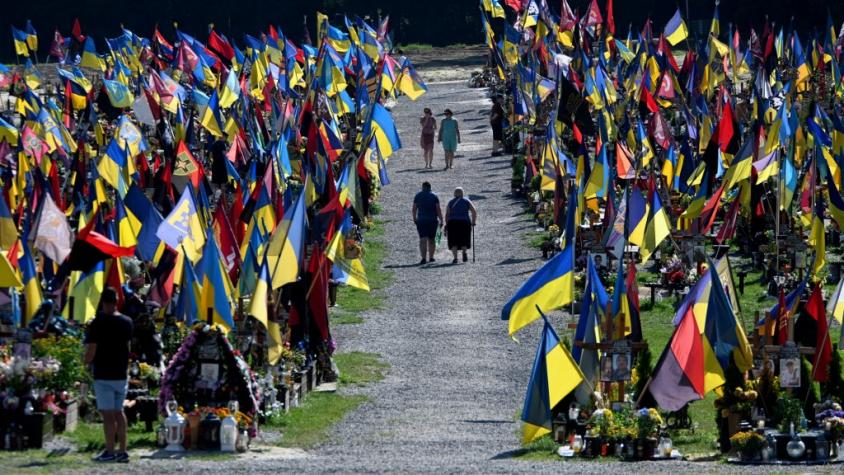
[[780, 357, 801, 388], [198, 363, 220, 388], [763, 357, 777, 375], [612, 353, 632, 382], [600, 353, 614, 382], [590, 252, 607, 269]]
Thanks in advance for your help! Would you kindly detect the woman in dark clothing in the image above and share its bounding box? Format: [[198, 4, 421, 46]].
[[444, 187, 477, 264]]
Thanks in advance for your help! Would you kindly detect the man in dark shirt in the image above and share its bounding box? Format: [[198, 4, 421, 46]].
[[84, 287, 134, 463], [412, 181, 443, 265]]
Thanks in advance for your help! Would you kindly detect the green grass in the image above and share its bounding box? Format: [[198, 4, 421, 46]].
[[264, 352, 389, 449], [335, 352, 390, 386], [63, 421, 157, 453], [267, 393, 369, 448], [0, 450, 92, 474], [331, 219, 394, 324]]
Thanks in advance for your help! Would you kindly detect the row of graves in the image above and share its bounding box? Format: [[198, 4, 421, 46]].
[[481, 0, 844, 465], [0, 11, 422, 454]]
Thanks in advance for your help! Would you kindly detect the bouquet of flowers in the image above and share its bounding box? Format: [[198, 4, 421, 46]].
[[729, 431, 766, 455], [636, 408, 663, 439], [815, 401, 844, 441]]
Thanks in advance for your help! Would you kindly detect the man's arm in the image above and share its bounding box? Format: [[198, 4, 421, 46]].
[[84, 343, 96, 364], [436, 202, 444, 227], [469, 202, 478, 226], [412, 202, 418, 223]]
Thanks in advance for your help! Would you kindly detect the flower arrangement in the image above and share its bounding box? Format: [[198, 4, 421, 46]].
[[815, 401, 844, 441], [729, 431, 766, 455], [138, 362, 160, 382], [0, 355, 60, 394], [158, 324, 261, 431], [635, 408, 664, 439], [588, 408, 614, 438]]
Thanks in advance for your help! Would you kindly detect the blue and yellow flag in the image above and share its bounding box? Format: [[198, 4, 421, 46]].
[[11, 27, 30, 57], [97, 138, 131, 197], [196, 229, 235, 332], [19, 240, 42, 322], [266, 186, 307, 289], [521, 310, 584, 443], [502, 240, 574, 335], [103, 79, 134, 108], [664, 9, 688, 46], [156, 186, 207, 262]]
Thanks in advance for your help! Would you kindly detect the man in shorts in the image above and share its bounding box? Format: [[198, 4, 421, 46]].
[[412, 181, 443, 264], [84, 287, 134, 463]]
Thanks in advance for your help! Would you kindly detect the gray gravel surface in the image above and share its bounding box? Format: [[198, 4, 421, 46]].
[[51, 63, 843, 474]]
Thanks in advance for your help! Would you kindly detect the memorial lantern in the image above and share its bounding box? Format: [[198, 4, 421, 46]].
[[164, 400, 185, 452]]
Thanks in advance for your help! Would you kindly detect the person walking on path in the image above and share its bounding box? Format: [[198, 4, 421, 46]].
[[490, 96, 505, 156], [84, 287, 134, 463], [444, 187, 477, 264], [438, 109, 460, 170], [412, 181, 443, 264], [420, 108, 437, 169]]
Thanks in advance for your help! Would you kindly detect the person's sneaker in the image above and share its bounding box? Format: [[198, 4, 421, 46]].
[[92, 451, 116, 463], [452, 258, 458, 264], [115, 452, 130, 463], [462, 251, 468, 262], [419, 258, 427, 265], [429, 257, 435, 263]]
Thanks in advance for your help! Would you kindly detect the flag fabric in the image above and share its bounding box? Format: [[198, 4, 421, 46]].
[[0, 196, 17, 249], [12, 27, 30, 57], [103, 79, 133, 107], [649, 299, 705, 411], [805, 284, 833, 382], [502, 240, 574, 335], [266, 186, 307, 289], [827, 276, 844, 325], [196, 229, 235, 332], [0, 252, 22, 288], [67, 217, 136, 273], [156, 186, 206, 262], [521, 311, 584, 443], [19, 240, 42, 321], [98, 138, 131, 197], [31, 193, 73, 263], [664, 9, 689, 46]]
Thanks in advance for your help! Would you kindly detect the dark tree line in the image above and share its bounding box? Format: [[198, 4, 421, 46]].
[[4, 1, 843, 61]]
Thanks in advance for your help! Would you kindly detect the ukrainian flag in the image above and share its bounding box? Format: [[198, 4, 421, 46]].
[[200, 89, 225, 138], [176, 256, 201, 325], [97, 139, 130, 197], [502, 241, 574, 336], [521, 312, 584, 443], [640, 188, 671, 263], [0, 195, 17, 249], [219, 68, 241, 109], [0, 116, 18, 145], [19, 240, 41, 322], [81, 37, 105, 71], [266, 187, 307, 289], [196, 230, 235, 332], [367, 103, 402, 159], [625, 186, 650, 248], [11, 27, 30, 57], [826, 276, 844, 325], [664, 9, 688, 46], [62, 261, 105, 323]]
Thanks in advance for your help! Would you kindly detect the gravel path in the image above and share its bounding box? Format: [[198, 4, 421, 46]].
[[75, 59, 842, 474]]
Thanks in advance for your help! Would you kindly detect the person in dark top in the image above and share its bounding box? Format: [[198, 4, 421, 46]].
[[444, 187, 477, 263], [84, 287, 134, 463], [412, 181, 443, 265], [490, 96, 505, 156]]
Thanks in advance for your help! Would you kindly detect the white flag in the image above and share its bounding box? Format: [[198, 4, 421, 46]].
[[32, 194, 73, 263]]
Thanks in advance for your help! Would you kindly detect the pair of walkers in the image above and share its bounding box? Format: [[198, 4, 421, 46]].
[[420, 108, 461, 169], [412, 182, 477, 264]]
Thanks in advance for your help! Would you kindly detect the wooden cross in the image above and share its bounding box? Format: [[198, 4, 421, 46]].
[[573, 302, 648, 403], [753, 309, 816, 395]]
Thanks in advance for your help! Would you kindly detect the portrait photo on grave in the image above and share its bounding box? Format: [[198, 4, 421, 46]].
[[780, 358, 801, 388], [600, 352, 614, 382], [612, 353, 632, 382]]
